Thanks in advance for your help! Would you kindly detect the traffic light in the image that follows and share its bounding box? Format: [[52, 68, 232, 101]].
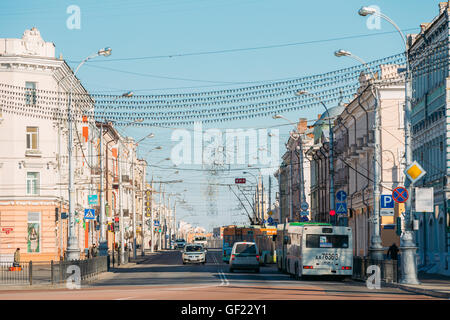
[[396, 217, 402, 236], [329, 210, 336, 216]]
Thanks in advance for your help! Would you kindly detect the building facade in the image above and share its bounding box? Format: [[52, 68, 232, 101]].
[[408, 2, 450, 275]]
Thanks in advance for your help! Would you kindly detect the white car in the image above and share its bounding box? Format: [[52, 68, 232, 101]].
[[229, 242, 260, 273], [182, 244, 207, 264]]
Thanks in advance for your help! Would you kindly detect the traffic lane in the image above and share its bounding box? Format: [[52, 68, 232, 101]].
[[91, 249, 225, 287], [0, 282, 437, 300], [214, 257, 438, 299]]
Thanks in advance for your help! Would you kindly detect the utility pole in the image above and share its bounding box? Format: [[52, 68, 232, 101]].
[[261, 174, 264, 224], [119, 141, 125, 264], [98, 122, 108, 256], [268, 176, 272, 214], [150, 179, 155, 253], [131, 145, 136, 259], [141, 167, 146, 256], [289, 150, 293, 221]]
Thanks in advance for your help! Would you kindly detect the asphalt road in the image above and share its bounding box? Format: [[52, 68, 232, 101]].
[[0, 249, 440, 300]]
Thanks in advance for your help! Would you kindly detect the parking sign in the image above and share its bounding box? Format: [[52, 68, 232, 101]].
[[380, 195, 394, 208]]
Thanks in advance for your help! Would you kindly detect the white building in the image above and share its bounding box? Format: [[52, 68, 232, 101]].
[[0, 28, 98, 261]]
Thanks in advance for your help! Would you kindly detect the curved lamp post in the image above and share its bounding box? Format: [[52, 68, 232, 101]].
[[335, 49, 383, 260], [66, 47, 111, 261], [358, 6, 419, 285], [295, 90, 336, 224]]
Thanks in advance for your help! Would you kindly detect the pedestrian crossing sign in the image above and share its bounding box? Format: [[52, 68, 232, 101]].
[[84, 209, 95, 220], [336, 202, 347, 214]]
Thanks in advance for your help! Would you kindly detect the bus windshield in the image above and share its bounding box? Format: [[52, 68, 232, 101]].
[[305, 234, 349, 248]]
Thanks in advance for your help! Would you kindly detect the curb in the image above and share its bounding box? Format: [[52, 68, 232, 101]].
[[382, 281, 450, 299]]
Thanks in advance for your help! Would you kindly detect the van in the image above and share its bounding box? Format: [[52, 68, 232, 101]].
[[229, 242, 260, 273]]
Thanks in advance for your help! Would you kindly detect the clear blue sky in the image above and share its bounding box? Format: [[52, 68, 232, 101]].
[[0, 0, 442, 231]]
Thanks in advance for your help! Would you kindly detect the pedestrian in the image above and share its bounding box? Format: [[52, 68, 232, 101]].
[[387, 243, 399, 260], [13, 248, 20, 267], [92, 244, 98, 257]]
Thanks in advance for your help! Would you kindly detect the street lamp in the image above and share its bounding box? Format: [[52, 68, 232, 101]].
[[335, 49, 383, 260], [358, 5, 419, 285], [273, 115, 308, 222], [66, 47, 111, 261], [295, 90, 336, 225], [131, 132, 155, 260]]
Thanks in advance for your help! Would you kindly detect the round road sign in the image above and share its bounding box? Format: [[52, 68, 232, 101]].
[[392, 187, 408, 203]]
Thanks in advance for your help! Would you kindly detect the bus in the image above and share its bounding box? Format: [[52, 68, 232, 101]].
[[193, 236, 207, 247], [222, 226, 256, 263], [276, 222, 353, 279]]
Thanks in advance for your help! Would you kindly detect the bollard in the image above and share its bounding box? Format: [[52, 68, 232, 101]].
[[51, 260, 54, 285], [29, 261, 32, 286]]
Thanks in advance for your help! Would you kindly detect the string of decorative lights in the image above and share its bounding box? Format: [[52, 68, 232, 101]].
[[0, 44, 448, 127]]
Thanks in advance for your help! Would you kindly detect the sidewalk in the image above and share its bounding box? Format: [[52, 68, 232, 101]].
[[0, 253, 152, 291], [384, 272, 450, 299]]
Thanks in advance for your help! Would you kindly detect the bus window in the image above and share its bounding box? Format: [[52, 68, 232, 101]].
[[305, 235, 349, 248]]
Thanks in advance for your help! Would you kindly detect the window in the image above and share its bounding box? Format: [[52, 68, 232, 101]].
[[234, 243, 257, 255], [26, 172, 39, 195], [306, 234, 349, 248], [26, 127, 38, 150], [27, 212, 41, 253], [25, 82, 37, 105]]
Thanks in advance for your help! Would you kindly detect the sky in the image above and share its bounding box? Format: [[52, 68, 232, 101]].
[[0, 0, 443, 231]]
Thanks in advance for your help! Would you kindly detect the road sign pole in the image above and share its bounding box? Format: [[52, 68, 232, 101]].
[[400, 70, 420, 285]]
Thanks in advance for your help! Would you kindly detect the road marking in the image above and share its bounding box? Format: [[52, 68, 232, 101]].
[[218, 270, 229, 286], [114, 296, 135, 300]]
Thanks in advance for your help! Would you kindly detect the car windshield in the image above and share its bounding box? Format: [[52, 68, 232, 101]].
[[185, 245, 203, 252], [195, 237, 206, 241], [234, 243, 257, 255], [176, 239, 185, 243]]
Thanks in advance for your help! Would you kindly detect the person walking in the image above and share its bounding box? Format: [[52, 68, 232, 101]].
[[13, 248, 20, 267], [387, 243, 399, 260]]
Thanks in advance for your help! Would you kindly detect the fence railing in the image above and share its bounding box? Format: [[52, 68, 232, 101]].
[[0, 256, 108, 286], [352, 256, 399, 283], [0, 262, 30, 285]]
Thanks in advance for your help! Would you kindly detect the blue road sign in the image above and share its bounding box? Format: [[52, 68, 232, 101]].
[[336, 202, 347, 214], [84, 209, 95, 220], [154, 220, 160, 227], [267, 217, 273, 224], [336, 190, 347, 202], [300, 211, 309, 216], [392, 187, 408, 203], [88, 195, 98, 205], [381, 195, 394, 209], [299, 216, 309, 222]]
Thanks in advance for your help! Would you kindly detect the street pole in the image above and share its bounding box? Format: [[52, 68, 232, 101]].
[[118, 141, 125, 264], [65, 48, 111, 261], [141, 168, 145, 256], [132, 146, 136, 259], [358, 6, 419, 283], [334, 50, 384, 258], [261, 174, 264, 224], [269, 176, 272, 214], [150, 179, 155, 253], [289, 150, 293, 221], [99, 122, 108, 256], [294, 92, 335, 224]]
